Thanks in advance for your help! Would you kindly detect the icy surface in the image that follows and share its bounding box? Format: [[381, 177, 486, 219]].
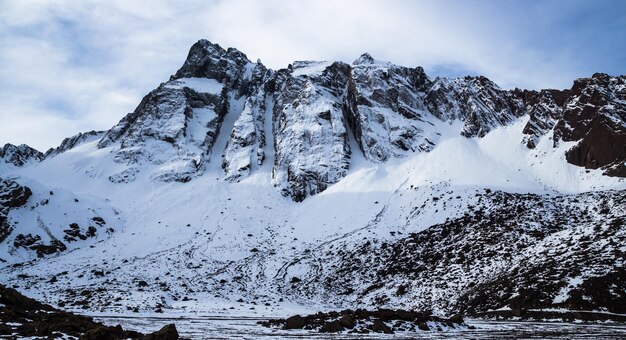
[[91, 316, 626, 339]]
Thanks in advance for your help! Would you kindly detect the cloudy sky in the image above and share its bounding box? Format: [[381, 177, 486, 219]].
[[1, 0, 625, 151]]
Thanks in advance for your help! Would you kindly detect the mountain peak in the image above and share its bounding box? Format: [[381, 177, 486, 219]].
[[195, 39, 223, 51], [0, 143, 44, 167], [353, 53, 375, 65], [172, 39, 251, 82]]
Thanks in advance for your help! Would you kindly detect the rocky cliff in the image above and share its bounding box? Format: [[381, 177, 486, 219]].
[[91, 40, 626, 201], [10, 40, 623, 201], [0, 144, 43, 167]]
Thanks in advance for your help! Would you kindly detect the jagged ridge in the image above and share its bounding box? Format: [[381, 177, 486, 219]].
[[5, 39, 626, 200], [92, 40, 626, 200]]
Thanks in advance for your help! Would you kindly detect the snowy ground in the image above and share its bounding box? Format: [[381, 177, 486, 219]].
[[1, 116, 624, 316]]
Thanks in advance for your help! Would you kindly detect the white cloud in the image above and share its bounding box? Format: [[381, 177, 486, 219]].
[[0, 0, 621, 150]]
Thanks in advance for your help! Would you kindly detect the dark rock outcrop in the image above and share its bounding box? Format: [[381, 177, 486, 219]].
[[0, 177, 116, 261], [0, 178, 32, 243], [426, 76, 526, 137], [259, 309, 466, 333], [519, 88, 569, 148], [13, 233, 67, 257], [283, 315, 306, 329], [0, 143, 44, 167], [142, 324, 179, 340], [173, 39, 250, 87], [517, 73, 626, 176], [558, 74, 626, 176], [0, 178, 31, 208], [0, 284, 179, 339]]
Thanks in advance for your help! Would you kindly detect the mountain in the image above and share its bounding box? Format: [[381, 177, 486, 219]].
[[24, 39, 623, 200], [0, 40, 624, 319], [0, 143, 44, 168]]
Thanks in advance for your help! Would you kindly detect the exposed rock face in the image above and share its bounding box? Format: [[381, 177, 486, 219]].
[[348, 54, 436, 162], [518, 74, 626, 176], [173, 39, 250, 88], [46, 39, 622, 200], [0, 144, 44, 167], [100, 82, 229, 183], [0, 178, 32, 243], [271, 62, 353, 201], [566, 118, 626, 177], [96, 40, 272, 184], [519, 89, 569, 148], [425, 76, 525, 137], [559, 74, 626, 176], [222, 63, 272, 181]]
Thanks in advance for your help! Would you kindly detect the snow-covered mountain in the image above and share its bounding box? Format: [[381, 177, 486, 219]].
[[0, 40, 624, 318], [0, 143, 44, 168]]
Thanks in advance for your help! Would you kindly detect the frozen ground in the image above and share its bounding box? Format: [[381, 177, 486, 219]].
[[94, 315, 626, 339]]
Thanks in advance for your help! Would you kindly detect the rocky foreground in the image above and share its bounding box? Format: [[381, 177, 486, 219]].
[[0, 284, 178, 339], [259, 309, 468, 334]]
